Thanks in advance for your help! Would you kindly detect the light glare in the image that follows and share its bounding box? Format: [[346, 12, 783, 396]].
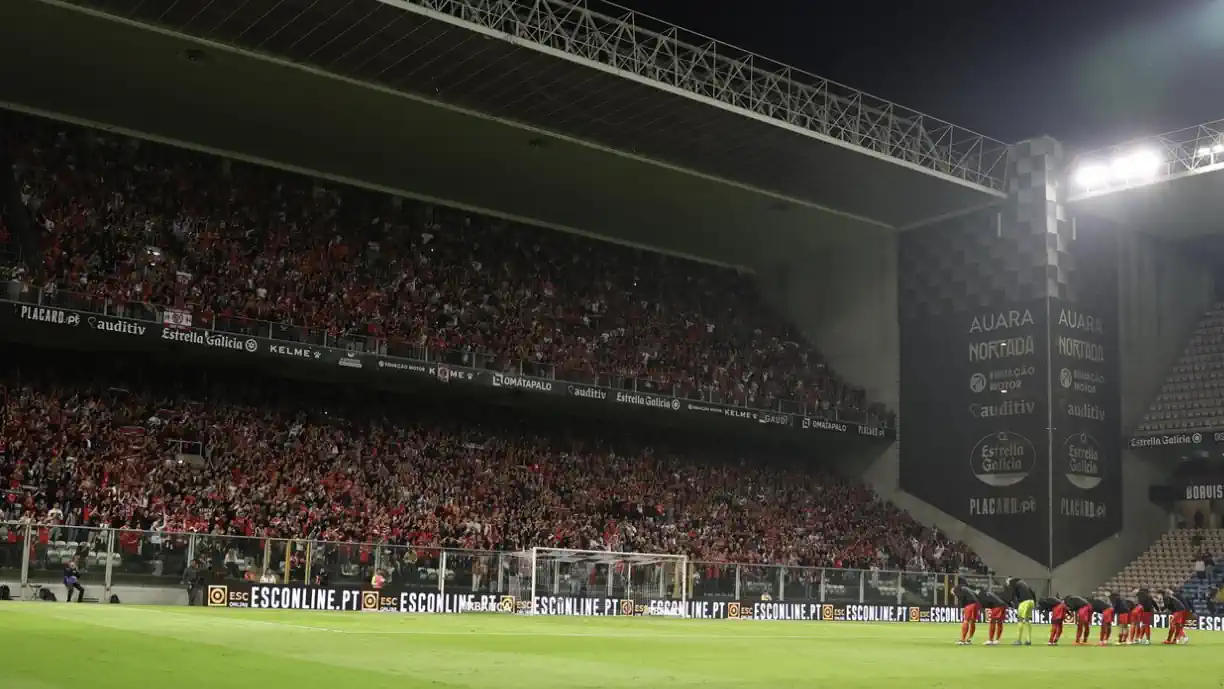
[[1073, 164, 1108, 188]]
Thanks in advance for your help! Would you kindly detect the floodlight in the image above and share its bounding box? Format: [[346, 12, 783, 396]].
[[1129, 150, 1162, 177], [1108, 150, 1160, 181], [1073, 164, 1108, 188]]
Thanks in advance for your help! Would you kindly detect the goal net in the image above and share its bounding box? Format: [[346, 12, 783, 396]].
[[503, 547, 688, 616]]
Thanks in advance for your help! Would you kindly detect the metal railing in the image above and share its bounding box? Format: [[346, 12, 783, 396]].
[[1069, 117, 1224, 201], [0, 279, 892, 428], [0, 522, 1042, 605]]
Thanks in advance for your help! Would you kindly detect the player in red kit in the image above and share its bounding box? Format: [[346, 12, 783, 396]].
[[1109, 592, 1135, 645], [953, 580, 980, 645], [1163, 590, 1191, 645], [979, 589, 1008, 646], [1062, 595, 1092, 645], [1089, 596, 1113, 645], [1039, 596, 1068, 645], [1133, 588, 1155, 645]]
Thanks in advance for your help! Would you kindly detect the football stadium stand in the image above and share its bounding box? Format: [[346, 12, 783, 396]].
[[1096, 528, 1224, 618], [0, 111, 977, 598], [0, 345, 981, 587], [1135, 303, 1224, 434], [0, 112, 887, 426]]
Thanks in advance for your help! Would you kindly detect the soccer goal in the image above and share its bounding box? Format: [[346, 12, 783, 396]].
[[504, 547, 688, 615]]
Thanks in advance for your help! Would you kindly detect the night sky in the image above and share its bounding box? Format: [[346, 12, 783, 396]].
[[611, 0, 1224, 150]]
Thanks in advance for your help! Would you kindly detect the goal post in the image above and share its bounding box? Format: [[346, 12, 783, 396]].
[[504, 547, 688, 615]]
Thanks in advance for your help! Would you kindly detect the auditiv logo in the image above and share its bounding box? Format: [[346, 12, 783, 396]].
[[1066, 402, 1105, 421], [87, 316, 145, 336], [969, 399, 1035, 418]]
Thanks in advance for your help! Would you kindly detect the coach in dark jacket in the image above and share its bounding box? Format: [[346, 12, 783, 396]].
[[183, 560, 205, 606]]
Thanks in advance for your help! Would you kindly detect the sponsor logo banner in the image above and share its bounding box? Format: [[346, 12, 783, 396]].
[[1129, 431, 1223, 450], [900, 299, 1050, 565], [202, 585, 1224, 630], [1178, 481, 1224, 501], [1049, 300, 1121, 567], [1, 301, 889, 440]]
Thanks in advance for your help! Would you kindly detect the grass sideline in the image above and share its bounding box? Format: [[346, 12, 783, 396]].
[[0, 604, 1221, 689]]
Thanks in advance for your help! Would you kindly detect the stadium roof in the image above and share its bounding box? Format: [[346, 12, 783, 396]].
[[1, 0, 1008, 267], [1068, 119, 1224, 239]]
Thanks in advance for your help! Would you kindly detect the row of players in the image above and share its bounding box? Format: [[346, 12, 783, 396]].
[[954, 578, 1192, 646]]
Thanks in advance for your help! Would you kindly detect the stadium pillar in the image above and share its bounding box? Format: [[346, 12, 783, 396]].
[[898, 137, 1121, 574]]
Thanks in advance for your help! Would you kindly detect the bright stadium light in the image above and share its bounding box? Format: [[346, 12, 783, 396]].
[[1074, 148, 1163, 190], [1073, 163, 1108, 189], [1110, 150, 1161, 181]]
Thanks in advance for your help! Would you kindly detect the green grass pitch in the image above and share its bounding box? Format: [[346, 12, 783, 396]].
[[1, 604, 1221, 689]]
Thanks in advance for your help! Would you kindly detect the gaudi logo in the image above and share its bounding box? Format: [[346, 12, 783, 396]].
[[361, 591, 379, 611], [498, 596, 516, 613], [727, 602, 742, 619], [1063, 432, 1103, 490], [908, 607, 921, 622], [970, 431, 1036, 487], [821, 604, 834, 621], [620, 600, 634, 616], [207, 585, 228, 607]]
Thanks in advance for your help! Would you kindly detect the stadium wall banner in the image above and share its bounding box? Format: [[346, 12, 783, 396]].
[[1129, 431, 1224, 451], [1047, 218, 1123, 568], [898, 286, 1051, 564], [1174, 480, 1224, 502], [898, 161, 1125, 568], [202, 584, 1222, 630], [1049, 297, 1121, 566], [1, 301, 888, 440]]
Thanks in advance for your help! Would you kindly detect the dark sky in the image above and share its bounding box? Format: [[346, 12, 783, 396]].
[[611, 0, 1224, 150]]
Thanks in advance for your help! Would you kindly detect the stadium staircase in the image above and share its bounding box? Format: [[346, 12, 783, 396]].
[[1135, 304, 1224, 433]]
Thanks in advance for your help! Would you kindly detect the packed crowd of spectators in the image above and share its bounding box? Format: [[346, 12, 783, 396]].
[[0, 348, 977, 574], [2, 112, 887, 422]]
